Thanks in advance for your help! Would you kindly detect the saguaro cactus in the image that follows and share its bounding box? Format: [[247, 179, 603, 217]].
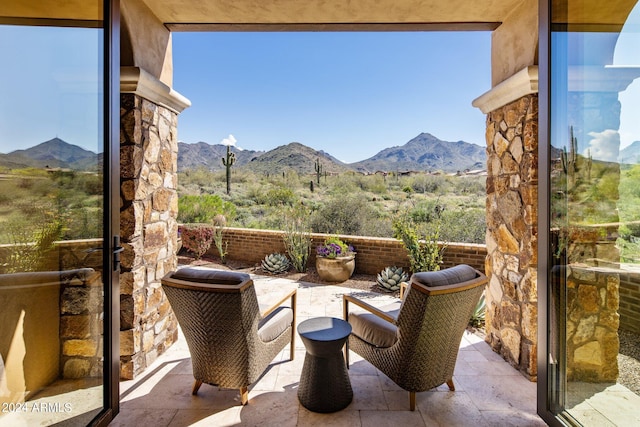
[[222, 145, 236, 195], [561, 126, 578, 189], [314, 157, 323, 184]]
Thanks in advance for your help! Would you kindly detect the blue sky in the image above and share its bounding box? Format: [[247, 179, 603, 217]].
[[172, 32, 492, 163], [0, 25, 102, 153], [2, 22, 639, 162]]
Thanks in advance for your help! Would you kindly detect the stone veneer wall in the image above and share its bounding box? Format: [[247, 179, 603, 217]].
[[119, 93, 179, 379], [204, 227, 487, 275], [565, 263, 620, 382], [484, 94, 539, 380], [60, 269, 104, 379]]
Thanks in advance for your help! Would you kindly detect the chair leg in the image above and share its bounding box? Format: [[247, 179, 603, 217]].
[[409, 391, 416, 411], [192, 380, 203, 395], [291, 292, 296, 361], [446, 378, 455, 391], [240, 387, 249, 405]]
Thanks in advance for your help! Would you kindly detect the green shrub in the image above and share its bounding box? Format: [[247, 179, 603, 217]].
[[437, 208, 486, 244], [409, 199, 445, 223], [310, 194, 379, 235], [392, 213, 445, 273], [178, 194, 236, 224], [265, 186, 297, 206]]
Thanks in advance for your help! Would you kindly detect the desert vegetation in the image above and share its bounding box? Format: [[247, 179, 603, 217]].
[[177, 167, 487, 244], [0, 167, 103, 272]]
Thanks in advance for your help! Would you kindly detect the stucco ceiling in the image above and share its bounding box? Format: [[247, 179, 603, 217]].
[[140, 0, 516, 30], [0, 0, 637, 29]]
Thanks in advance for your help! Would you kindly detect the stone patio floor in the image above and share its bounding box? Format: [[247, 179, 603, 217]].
[[110, 274, 546, 427]]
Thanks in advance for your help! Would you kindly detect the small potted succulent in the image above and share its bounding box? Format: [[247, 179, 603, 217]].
[[315, 236, 356, 282]]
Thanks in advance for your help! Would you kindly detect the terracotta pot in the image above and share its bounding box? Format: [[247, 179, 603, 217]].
[[315, 256, 356, 282]]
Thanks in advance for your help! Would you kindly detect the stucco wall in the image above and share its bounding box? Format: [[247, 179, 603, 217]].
[[491, 0, 538, 87]]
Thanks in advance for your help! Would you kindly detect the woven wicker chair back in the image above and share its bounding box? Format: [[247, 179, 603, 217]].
[[349, 267, 487, 392]]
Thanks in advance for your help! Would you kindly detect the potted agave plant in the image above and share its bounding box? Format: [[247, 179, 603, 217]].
[[315, 236, 356, 282]]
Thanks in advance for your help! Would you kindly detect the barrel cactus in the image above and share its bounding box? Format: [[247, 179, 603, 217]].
[[261, 253, 291, 274], [376, 266, 409, 292]]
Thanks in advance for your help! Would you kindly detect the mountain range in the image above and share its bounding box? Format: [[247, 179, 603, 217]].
[[178, 132, 486, 174], [0, 137, 102, 171], [2, 133, 486, 174], [620, 141, 640, 164]]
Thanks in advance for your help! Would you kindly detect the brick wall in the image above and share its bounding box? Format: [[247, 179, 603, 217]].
[[209, 227, 487, 275], [619, 271, 640, 333]]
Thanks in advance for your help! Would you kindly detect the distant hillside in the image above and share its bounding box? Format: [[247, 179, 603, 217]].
[[177, 142, 262, 171], [177, 133, 488, 175], [620, 141, 640, 164], [241, 142, 351, 176], [1, 138, 100, 170], [350, 133, 485, 173]]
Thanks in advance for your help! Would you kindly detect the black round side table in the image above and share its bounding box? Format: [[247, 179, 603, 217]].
[[297, 317, 353, 413]]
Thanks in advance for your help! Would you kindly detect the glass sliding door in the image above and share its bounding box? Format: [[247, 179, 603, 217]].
[[541, 0, 640, 424], [0, 1, 118, 425]]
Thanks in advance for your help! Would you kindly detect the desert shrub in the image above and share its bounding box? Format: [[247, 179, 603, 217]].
[[437, 208, 486, 244], [409, 175, 451, 194], [64, 207, 103, 240], [1, 214, 65, 273], [310, 194, 379, 236], [212, 215, 228, 263], [265, 186, 297, 206], [453, 176, 485, 195], [179, 168, 218, 188], [282, 204, 312, 272], [409, 199, 446, 223], [392, 213, 445, 273], [359, 217, 393, 238], [352, 175, 388, 194], [178, 194, 236, 224], [620, 221, 640, 240], [179, 224, 214, 259]]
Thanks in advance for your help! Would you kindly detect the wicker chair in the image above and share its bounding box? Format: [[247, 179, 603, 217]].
[[161, 267, 296, 405], [343, 264, 487, 410]]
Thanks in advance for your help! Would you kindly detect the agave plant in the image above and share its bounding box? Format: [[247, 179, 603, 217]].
[[376, 266, 409, 292], [261, 253, 291, 274], [469, 293, 486, 328]]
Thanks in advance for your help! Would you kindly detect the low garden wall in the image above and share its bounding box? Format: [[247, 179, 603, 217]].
[[204, 226, 488, 275]]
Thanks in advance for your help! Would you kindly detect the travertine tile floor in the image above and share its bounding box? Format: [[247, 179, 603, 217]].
[[110, 275, 546, 427]]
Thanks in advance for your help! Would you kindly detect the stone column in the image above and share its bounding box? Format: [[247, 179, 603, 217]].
[[555, 66, 640, 382], [473, 67, 539, 379], [119, 67, 190, 379]]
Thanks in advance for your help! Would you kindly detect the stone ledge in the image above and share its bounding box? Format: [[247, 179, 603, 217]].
[[472, 66, 538, 114], [121, 66, 191, 113]]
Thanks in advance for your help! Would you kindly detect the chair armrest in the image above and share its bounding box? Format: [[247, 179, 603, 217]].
[[399, 282, 409, 300], [261, 288, 297, 318], [343, 294, 397, 325]]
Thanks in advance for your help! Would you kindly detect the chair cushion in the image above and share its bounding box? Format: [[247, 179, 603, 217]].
[[258, 306, 294, 342], [411, 264, 477, 287], [172, 267, 250, 285], [348, 301, 401, 348]]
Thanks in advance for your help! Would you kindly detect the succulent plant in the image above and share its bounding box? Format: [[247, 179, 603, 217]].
[[261, 253, 291, 274], [376, 266, 409, 292]]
